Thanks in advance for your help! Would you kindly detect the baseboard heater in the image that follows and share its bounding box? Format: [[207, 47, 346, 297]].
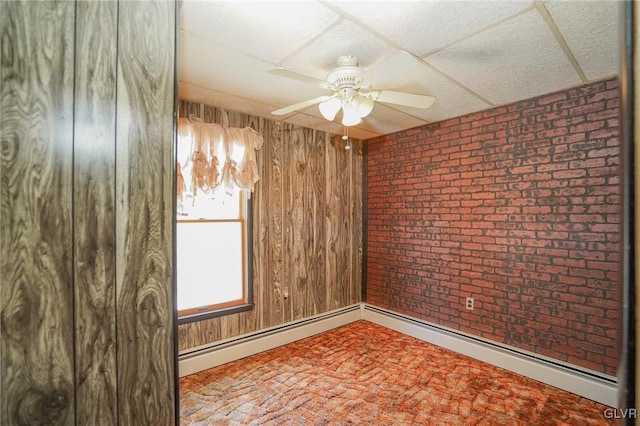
[[179, 303, 617, 407], [178, 304, 362, 378], [362, 304, 618, 407]]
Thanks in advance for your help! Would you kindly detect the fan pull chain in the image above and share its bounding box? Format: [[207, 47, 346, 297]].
[[342, 125, 351, 150]]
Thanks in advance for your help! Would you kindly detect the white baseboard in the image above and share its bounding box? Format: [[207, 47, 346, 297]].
[[178, 302, 617, 407], [362, 304, 618, 407], [178, 304, 362, 378]]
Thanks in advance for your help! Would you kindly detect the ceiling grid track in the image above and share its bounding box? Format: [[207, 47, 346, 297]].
[[179, 1, 619, 138], [534, 1, 588, 83], [318, 1, 495, 111]]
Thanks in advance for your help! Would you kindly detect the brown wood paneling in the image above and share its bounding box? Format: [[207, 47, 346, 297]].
[[180, 101, 202, 120], [351, 140, 364, 304], [284, 125, 303, 322], [243, 113, 266, 332], [252, 120, 268, 331], [115, 1, 176, 424], [0, 1, 76, 424], [266, 120, 284, 328], [176, 100, 363, 351], [305, 129, 327, 317], [326, 134, 353, 310], [2, 1, 177, 425], [73, 1, 118, 423]]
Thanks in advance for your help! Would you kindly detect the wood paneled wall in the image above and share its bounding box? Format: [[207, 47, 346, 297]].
[[177, 101, 363, 351], [1, 1, 176, 424]]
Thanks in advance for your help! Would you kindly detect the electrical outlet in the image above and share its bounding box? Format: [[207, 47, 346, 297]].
[[466, 297, 474, 310]]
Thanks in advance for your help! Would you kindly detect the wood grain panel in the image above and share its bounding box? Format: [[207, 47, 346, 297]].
[[115, 1, 176, 424], [254, 122, 284, 328], [344, 138, 354, 306], [1, 1, 76, 424], [306, 130, 327, 317], [180, 101, 202, 120], [286, 126, 306, 321], [351, 140, 364, 304], [204, 103, 219, 125], [73, 1, 118, 423], [176, 100, 363, 351], [252, 120, 267, 331], [266, 120, 284, 328], [251, 118, 269, 331], [183, 319, 222, 352], [326, 134, 352, 310]]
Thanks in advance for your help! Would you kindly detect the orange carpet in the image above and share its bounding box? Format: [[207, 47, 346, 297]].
[[180, 320, 614, 425]]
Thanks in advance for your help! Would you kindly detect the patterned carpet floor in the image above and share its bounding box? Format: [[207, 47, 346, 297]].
[[180, 320, 614, 425]]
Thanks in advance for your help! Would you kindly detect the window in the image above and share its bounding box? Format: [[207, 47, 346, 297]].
[[176, 189, 253, 323], [175, 116, 262, 324]]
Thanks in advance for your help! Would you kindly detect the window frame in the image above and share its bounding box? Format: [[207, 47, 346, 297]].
[[176, 191, 254, 325]]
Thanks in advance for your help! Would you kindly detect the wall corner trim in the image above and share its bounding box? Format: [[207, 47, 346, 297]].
[[362, 304, 618, 407]]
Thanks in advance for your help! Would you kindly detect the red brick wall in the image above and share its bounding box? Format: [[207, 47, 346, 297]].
[[366, 78, 620, 376]]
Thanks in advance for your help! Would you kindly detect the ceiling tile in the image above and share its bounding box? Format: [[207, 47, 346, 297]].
[[279, 19, 398, 81], [180, 0, 341, 64], [178, 1, 621, 138], [339, 127, 382, 141], [282, 113, 344, 135], [379, 64, 492, 123], [328, 0, 533, 57], [425, 9, 581, 106], [355, 103, 428, 135], [544, 0, 621, 80], [280, 113, 374, 138], [180, 31, 327, 109], [179, 82, 278, 120]]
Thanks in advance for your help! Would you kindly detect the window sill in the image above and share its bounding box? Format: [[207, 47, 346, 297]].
[[178, 303, 254, 325]]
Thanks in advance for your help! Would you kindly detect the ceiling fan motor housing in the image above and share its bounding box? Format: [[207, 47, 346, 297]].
[[327, 55, 364, 92]]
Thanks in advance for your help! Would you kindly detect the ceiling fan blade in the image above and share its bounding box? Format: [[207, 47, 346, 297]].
[[371, 90, 436, 109], [268, 67, 324, 85], [364, 50, 421, 86], [271, 96, 333, 116]]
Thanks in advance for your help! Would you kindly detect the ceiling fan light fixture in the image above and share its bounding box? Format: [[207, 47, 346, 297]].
[[341, 101, 362, 126], [319, 97, 341, 121], [353, 95, 374, 118]]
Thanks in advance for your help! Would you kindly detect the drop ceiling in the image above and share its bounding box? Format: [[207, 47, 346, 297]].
[[179, 0, 621, 140]]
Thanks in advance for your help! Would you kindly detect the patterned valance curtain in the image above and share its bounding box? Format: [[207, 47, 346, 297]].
[[176, 116, 263, 210]]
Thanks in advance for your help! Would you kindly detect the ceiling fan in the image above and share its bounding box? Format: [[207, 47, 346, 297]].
[[270, 51, 436, 126]]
